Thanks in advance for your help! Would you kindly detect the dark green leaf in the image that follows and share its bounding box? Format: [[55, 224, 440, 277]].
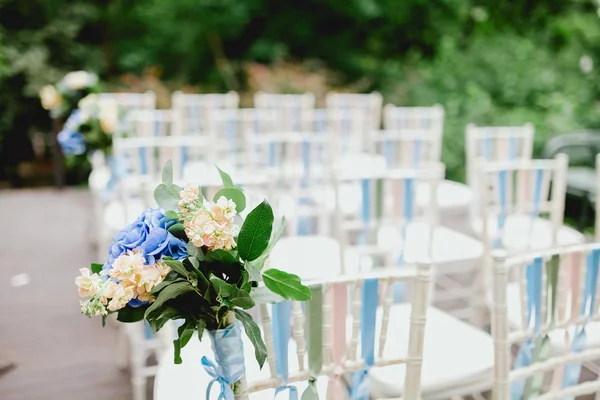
[[205, 249, 239, 264], [162, 160, 173, 187], [91, 263, 103, 274], [173, 338, 182, 364], [216, 306, 230, 327], [216, 166, 234, 187], [250, 216, 287, 270], [117, 305, 148, 323], [167, 223, 186, 240], [150, 277, 185, 296], [178, 321, 194, 348], [163, 259, 189, 278], [154, 183, 179, 211], [147, 306, 181, 333], [262, 269, 312, 301], [144, 282, 196, 319], [234, 309, 267, 368], [230, 290, 255, 309], [186, 242, 203, 259], [237, 200, 274, 262], [101, 314, 108, 327], [197, 320, 206, 341], [213, 187, 246, 212], [210, 275, 234, 297], [165, 210, 179, 220]]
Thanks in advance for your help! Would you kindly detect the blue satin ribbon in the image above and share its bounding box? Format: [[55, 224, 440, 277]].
[[139, 147, 148, 175], [412, 140, 422, 168], [495, 170, 507, 249], [297, 140, 312, 235], [562, 249, 600, 394], [511, 257, 543, 399], [202, 356, 235, 400], [226, 119, 237, 155], [272, 302, 297, 398], [481, 136, 491, 160], [508, 136, 517, 160], [102, 155, 127, 200], [351, 278, 378, 400]]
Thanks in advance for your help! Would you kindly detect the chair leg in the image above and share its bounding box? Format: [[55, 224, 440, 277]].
[[131, 375, 147, 400], [115, 325, 130, 370]]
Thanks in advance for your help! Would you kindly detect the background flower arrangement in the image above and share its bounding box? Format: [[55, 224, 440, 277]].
[[56, 93, 119, 157], [76, 161, 311, 393], [39, 70, 100, 120]]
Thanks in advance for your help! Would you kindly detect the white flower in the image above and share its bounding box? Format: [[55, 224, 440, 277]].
[[108, 249, 146, 285], [75, 268, 103, 298], [80, 298, 108, 317], [39, 85, 62, 110], [212, 196, 237, 220], [98, 99, 119, 134], [62, 71, 98, 90], [107, 285, 135, 311]]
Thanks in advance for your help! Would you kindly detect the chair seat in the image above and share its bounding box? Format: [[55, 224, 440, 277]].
[[416, 180, 473, 213], [368, 305, 494, 399], [501, 282, 600, 351], [471, 214, 585, 252]]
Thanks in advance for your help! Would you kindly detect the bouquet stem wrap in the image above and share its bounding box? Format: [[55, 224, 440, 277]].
[[204, 318, 247, 399]]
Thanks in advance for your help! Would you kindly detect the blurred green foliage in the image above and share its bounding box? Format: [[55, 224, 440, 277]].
[[2, 0, 600, 183]]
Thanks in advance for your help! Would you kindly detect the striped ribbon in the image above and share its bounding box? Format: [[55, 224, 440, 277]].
[[561, 249, 600, 397], [301, 286, 323, 400], [272, 302, 297, 399], [297, 140, 312, 236], [350, 278, 379, 400], [326, 282, 348, 400]]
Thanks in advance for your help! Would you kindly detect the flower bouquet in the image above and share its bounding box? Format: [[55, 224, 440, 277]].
[[76, 161, 311, 396], [40, 70, 100, 119], [57, 94, 119, 157]]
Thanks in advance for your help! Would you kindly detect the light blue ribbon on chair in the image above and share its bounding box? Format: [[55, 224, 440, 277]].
[[226, 118, 237, 155], [351, 278, 379, 400], [481, 136, 491, 160], [203, 323, 246, 400], [102, 155, 127, 200], [495, 169, 507, 249], [412, 140, 422, 168], [202, 357, 236, 400], [510, 256, 543, 399], [272, 301, 297, 399], [297, 140, 312, 236], [561, 249, 600, 395], [508, 136, 517, 160]]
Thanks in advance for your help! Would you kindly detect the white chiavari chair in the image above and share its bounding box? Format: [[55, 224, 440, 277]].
[[475, 155, 585, 327], [325, 92, 383, 132], [596, 153, 600, 242], [122, 109, 175, 138], [98, 91, 157, 114], [490, 244, 600, 400], [171, 91, 239, 136], [254, 92, 316, 131], [154, 266, 433, 400]]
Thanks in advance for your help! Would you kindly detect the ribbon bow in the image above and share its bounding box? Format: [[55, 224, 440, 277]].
[[202, 356, 235, 400], [276, 385, 298, 400]]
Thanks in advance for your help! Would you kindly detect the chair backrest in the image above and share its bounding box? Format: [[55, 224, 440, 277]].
[[171, 91, 239, 135], [244, 266, 432, 400], [466, 123, 535, 187], [123, 109, 175, 138], [491, 243, 600, 400], [596, 153, 600, 241], [244, 132, 334, 236], [334, 165, 443, 274], [321, 108, 371, 156], [325, 92, 383, 132], [369, 130, 440, 168], [382, 104, 444, 161], [254, 92, 316, 131], [98, 91, 156, 113]]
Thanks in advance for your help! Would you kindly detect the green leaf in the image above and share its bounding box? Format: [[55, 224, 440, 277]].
[[237, 200, 274, 262], [147, 307, 182, 333], [154, 183, 179, 211], [262, 269, 312, 301], [165, 210, 179, 220], [230, 290, 255, 309], [144, 282, 196, 319], [216, 166, 234, 187], [250, 216, 287, 270], [173, 338, 182, 364], [167, 223, 185, 238], [234, 309, 267, 368], [205, 249, 239, 264], [162, 160, 173, 187], [186, 242, 203, 259], [163, 259, 189, 278], [178, 321, 194, 348], [150, 277, 185, 296], [210, 275, 234, 297], [197, 320, 206, 341], [91, 263, 103, 274], [117, 305, 148, 323], [189, 257, 199, 269], [213, 187, 246, 212]]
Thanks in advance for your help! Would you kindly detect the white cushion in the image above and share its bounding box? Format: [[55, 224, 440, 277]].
[[471, 214, 585, 251], [368, 305, 494, 398], [416, 180, 473, 212]]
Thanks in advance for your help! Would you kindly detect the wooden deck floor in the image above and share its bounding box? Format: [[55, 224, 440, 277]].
[[0, 189, 131, 400]]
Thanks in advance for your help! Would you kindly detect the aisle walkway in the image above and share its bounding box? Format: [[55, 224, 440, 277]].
[[0, 189, 131, 400]]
